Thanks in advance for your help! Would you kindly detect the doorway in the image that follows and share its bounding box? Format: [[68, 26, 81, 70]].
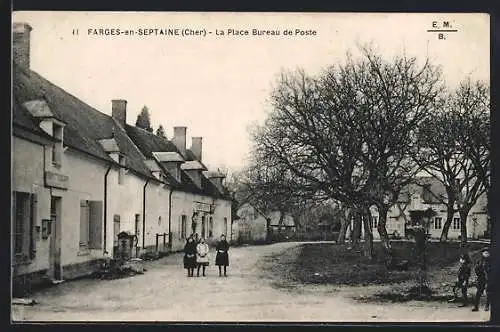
[[49, 196, 62, 280], [113, 215, 120, 258]]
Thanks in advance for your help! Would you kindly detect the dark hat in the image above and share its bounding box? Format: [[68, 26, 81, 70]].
[[460, 253, 471, 262], [481, 246, 490, 252]]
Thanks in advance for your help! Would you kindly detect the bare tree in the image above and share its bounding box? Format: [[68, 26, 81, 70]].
[[417, 78, 490, 243], [329, 47, 443, 255], [251, 47, 443, 258], [408, 208, 437, 297]]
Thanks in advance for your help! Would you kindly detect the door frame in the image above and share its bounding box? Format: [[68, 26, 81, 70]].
[[49, 196, 62, 280]]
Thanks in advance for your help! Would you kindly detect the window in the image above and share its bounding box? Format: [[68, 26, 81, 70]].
[[118, 155, 126, 185], [135, 214, 141, 238], [113, 214, 121, 247], [79, 200, 90, 249], [201, 215, 206, 238], [51, 123, 63, 167], [80, 200, 103, 250], [160, 173, 168, 183], [13, 192, 36, 259], [209, 217, 214, 238], [181, 215, 187, 239], [224, 217, 228, 237], [434, 217, 442, 229], [371, 216, 379, 229], [453, 217, 461, 230]]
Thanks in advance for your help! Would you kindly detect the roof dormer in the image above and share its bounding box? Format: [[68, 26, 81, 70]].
[[98, 137, 121, 162], [23, 99, 66, 168], [144, 159, 163, 180], [23, 99, 66, 138], [98, 136, 128, 184], [152, 151, 184, 183], [205, 170, 227, 194], [181, 160, 206, 189]]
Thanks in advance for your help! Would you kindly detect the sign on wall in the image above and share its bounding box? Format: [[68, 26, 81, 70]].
[[193, 201, 214, 213], [44, 171, 69, 190]]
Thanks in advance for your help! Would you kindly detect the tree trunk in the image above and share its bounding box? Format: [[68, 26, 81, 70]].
[[440, 202, 455, 242], [265, 218, 271, 242], [459, 209, 470, 245], [351, 210, 362, 248], [277, 211, 284, 240], [415, 227, 428, 292], [362, 210, 374, 259], [377, 206, 392, 265], [337, 208, 351, 244]]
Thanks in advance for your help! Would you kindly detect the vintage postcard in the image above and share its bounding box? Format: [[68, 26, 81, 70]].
[[11, 11, 491, 322]]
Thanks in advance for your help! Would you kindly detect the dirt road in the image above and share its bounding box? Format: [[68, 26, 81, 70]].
[[11, 242, 490, 322]]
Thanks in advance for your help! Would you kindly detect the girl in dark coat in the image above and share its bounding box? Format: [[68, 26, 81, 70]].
[[183, 236, 197, 277], [215, 234, 230, 277], [472, 247, 491, 311], [454, 253, 472, 306]]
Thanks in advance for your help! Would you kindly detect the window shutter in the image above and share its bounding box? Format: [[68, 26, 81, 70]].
[[30, 193, 37, 259], [80, 200, 89, 247], [179, 216, 182, 238], [113, 215, 120, 246], [88, 201, 103, 249]]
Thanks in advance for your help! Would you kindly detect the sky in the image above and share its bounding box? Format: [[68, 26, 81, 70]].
[[12, 12, 489, 173]]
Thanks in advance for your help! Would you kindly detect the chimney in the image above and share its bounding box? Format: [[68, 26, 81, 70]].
[[111, 99, 127, 127], [13, 22, 33, 69], [191, 137, 202, 161], [172, 126, 187, 155]]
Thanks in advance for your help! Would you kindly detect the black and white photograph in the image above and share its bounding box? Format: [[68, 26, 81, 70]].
[[11, 11, 491, 322]]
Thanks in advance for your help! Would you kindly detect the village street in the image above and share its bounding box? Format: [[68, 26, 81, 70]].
[[12, 242, 490, 323]]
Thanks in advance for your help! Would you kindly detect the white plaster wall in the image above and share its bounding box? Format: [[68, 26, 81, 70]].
[[169, 191, 231, 251], [12, 137, 51, 275], [370, 194, 489, 241], [236, 204, 267, 241], [105, 170, 144, 255], [59, 149, 107, 267], [143, 182, 170, 250]]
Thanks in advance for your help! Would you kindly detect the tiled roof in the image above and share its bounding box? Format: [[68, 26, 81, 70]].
[[13, 63, 230, 200], [416, 176, 447, 204], [13, 64, 153, 178], [125, 125, 178, 158], [125, 124, 230, 199], [181, 160, 206, 171], [397, 177, 447, 204], [12, 99, 55, 141], [152, 152, 184, 162]]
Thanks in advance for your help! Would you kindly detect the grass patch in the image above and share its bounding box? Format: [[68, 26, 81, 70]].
[[266, 241, 485, 287]]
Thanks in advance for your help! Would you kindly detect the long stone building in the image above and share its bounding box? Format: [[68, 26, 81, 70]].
[[12, 22, 232, 290]]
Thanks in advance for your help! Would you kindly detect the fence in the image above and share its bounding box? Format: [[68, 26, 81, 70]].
[[155, 233, 169, 253]]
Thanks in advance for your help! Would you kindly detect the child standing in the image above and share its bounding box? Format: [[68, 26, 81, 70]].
[[455, 253, 471, 307], [196, 237, 210, 277], [183, 236, 197, 277], [215, 234, 230, 277]]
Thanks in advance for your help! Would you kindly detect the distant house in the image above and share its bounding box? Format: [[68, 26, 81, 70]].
[[234, 203, 295, 243], [234, 203, 269, 243], [267, 211, 296, 239], [11, 22, 232, 291], [364, 176, 488, 240]]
